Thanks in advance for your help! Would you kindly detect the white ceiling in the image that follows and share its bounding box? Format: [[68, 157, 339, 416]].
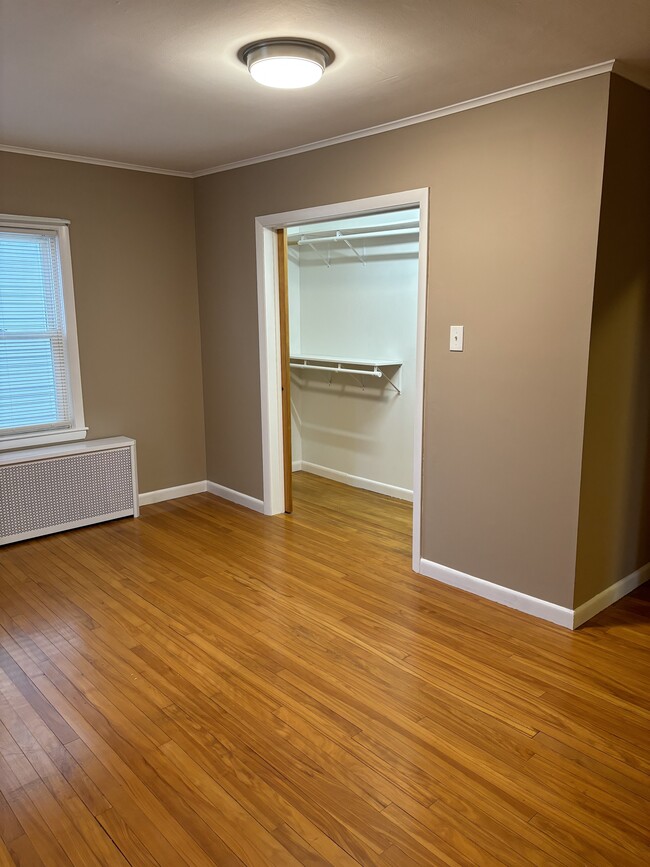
[[1, 0, 649, 174]]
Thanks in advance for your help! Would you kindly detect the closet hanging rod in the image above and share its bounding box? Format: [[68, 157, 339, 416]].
[[289, 361, 401, 393], [290, 362, 382, 377]]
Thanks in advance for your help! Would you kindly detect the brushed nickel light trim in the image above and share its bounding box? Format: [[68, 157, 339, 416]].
[[239, 38, 333, 89]]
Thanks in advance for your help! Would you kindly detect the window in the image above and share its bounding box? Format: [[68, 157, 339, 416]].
[[0, 215, 86, 451]]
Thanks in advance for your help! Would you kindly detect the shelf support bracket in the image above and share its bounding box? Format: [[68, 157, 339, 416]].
[[305, 239, 330, 267], [377, 367, 401, 394], [345, 371, 365, 390], [337, 231, 365, 265]]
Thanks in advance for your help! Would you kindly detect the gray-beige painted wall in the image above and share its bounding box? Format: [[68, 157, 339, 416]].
[[575, 77, 650, 606], [3, 72, 646, 614], [194, 74, 611, 608], [0, 154, 206, 493]]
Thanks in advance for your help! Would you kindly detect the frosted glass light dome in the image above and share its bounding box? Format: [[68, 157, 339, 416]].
[[241, 40, 332, 89]]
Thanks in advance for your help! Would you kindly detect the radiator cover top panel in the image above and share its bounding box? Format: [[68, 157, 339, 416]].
[[1, 447, 135, 539]]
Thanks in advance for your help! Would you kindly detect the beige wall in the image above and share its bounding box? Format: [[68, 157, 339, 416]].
[[574, 77, 650, 606], [4, 73, 634, 609], [0, 153, 206, 493], [195, 75, 611, 607]]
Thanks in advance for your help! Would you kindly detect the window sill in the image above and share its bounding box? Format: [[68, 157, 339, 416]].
[[0, 427, 88, 453]]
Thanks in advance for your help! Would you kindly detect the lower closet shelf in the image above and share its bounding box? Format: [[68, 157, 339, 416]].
[[289, 355, 402, 393]]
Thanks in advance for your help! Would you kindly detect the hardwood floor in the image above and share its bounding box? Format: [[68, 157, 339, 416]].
[[0, 471, 648, 866]]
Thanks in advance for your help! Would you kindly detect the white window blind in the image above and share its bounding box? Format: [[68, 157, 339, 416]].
[[0, 221, 85, 448]]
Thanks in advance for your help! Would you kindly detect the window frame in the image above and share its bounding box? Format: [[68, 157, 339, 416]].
[[0, 214, 87, 451]]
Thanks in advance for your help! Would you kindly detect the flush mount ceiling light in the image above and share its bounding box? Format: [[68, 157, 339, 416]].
[[239, 39, 333, 89]]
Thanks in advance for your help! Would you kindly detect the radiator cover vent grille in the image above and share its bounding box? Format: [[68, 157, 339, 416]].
[[0, 438, 138, 545]]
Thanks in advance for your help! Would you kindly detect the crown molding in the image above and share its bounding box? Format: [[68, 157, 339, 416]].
[[0, 144, 192, 178], [1, 60, 615, 179], [193, 59, 616, 177]]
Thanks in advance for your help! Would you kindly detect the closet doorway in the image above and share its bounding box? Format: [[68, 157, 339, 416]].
[[255, 189, 429, 571]]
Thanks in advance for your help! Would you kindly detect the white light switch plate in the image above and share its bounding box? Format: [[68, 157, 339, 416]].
[[450, 325, 464, 351]]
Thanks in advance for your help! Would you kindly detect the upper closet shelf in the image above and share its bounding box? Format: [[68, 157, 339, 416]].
[[287, 220, 419, 267], [290, 355, 402, 394]]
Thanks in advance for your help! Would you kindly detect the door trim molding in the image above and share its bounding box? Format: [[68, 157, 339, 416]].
[[255, 188, 429, 569]]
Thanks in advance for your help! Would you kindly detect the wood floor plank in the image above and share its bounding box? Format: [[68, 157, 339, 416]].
[[0, 837, 15, 867], [6, 834, 46, 867], [67, 739, 201, 867], [16, 780, 105, 867], [95, 807, 163, 867], [0, 472, 648, 865], [4, 786, 75, 867], [0, 790, 23, 849], [531, 730, 650, 801], [30, 676, 243, 867]]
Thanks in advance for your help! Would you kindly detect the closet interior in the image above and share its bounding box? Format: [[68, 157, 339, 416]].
[[287, 207, 420, 501]]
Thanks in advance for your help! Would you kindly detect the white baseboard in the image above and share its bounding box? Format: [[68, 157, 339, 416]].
[[418, 558, 574, 628], [296, 461, 413, 502], [418, 557, 650, 629], [573, 562, 650, 628], [292, 460, 302, 472], [139, 480, 207, 506], [206, 481, 265, 513], [138, 478, 266, 515]]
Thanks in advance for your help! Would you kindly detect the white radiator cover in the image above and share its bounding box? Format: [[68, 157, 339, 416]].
[[0, 437, 139, 545]]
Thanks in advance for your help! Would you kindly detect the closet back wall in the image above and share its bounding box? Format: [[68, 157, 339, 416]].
[[289, 212, 418, 498], [0, 152, 206, 494]]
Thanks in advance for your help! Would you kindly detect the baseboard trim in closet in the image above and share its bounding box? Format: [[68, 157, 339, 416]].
[[295, 461, 413, 502], [206, 481, 265, 513]]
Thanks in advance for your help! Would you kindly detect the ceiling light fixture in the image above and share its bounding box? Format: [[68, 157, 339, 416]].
[[239, 39, 333, 89]]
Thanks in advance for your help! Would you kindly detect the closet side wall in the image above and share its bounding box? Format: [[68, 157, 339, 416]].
[[574, 76, 650, 607]]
